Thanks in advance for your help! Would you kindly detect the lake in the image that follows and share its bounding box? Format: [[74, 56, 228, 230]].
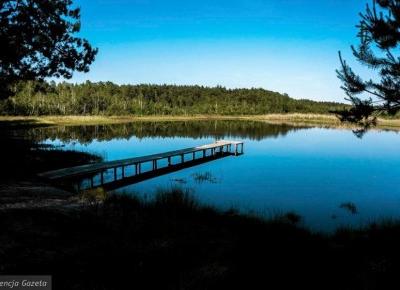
[[33, 120, 400, 232]]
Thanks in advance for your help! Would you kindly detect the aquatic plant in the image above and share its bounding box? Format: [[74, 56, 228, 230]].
[[339, 202, 358, 215], [192, 171, 218, 184]]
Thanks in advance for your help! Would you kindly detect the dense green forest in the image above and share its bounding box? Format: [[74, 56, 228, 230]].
[[0, 81, 347, 116]]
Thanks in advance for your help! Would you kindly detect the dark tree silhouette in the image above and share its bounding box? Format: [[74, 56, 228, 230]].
[[0, 0, 97, 98], [337, 0, 400, 124]]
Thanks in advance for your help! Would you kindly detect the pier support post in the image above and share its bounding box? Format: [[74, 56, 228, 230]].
[[101, 171, 104, 185], [181, 154, 184, 163], [168, 157, 172, 166], [122, 166, 125, 178], [90, 176, 94, 188], [235, 144, 238, 156], [203, 150, 206, 158], [114, 167, 117, 181], [193, 152, 195, 160]]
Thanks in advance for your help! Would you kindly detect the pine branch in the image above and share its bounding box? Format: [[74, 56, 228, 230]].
[[337, 0, 400, 124]]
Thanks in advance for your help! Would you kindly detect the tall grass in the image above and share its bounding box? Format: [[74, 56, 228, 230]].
[[154, 187, 200, 211], [4, 188, 400, 289]]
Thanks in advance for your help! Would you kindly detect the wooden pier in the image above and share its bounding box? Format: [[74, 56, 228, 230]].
[[39, 140, 244, 190]]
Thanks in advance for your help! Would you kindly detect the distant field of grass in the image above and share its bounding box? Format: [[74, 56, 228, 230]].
[[1, 113, 400, 129]]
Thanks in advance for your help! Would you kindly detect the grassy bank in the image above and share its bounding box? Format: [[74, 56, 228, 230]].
[[1, 188, 400, 290], [1, 113, 400, 129], [0, 123, 102, 207]]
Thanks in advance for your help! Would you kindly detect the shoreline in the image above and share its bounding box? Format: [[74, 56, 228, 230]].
[[1, 113, 400, 130]]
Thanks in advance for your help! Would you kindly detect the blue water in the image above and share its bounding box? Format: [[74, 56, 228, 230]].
[[43, 123, 400, 232]]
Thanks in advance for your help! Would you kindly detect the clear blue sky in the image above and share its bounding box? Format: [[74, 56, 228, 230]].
[[70, 0, 370, 102]]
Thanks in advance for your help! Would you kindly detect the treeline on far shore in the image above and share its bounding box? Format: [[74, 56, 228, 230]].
[[0, 81, 348, 116]]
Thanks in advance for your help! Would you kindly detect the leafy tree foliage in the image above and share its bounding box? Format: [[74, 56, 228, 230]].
[[337, 0, 400, 124], [0, 0, 97, 98], [0, 80, 347, 116]]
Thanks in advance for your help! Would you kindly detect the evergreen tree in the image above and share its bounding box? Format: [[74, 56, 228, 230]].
[[337, 0, 400, 124]]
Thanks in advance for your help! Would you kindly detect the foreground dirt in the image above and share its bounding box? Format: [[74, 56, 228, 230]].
[[0, 180, 79, 210]]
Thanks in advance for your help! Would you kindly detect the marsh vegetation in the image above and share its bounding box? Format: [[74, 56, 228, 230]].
[[2, 189, 400, 290]]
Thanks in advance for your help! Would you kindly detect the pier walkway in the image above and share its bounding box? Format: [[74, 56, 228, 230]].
[[39, 140, 244, 190]]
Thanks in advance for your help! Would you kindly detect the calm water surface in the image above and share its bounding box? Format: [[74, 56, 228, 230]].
[[35, 121, 400, 232]]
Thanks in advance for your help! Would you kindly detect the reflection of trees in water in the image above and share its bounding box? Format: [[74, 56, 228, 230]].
[[26, 121, 311, 144]]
